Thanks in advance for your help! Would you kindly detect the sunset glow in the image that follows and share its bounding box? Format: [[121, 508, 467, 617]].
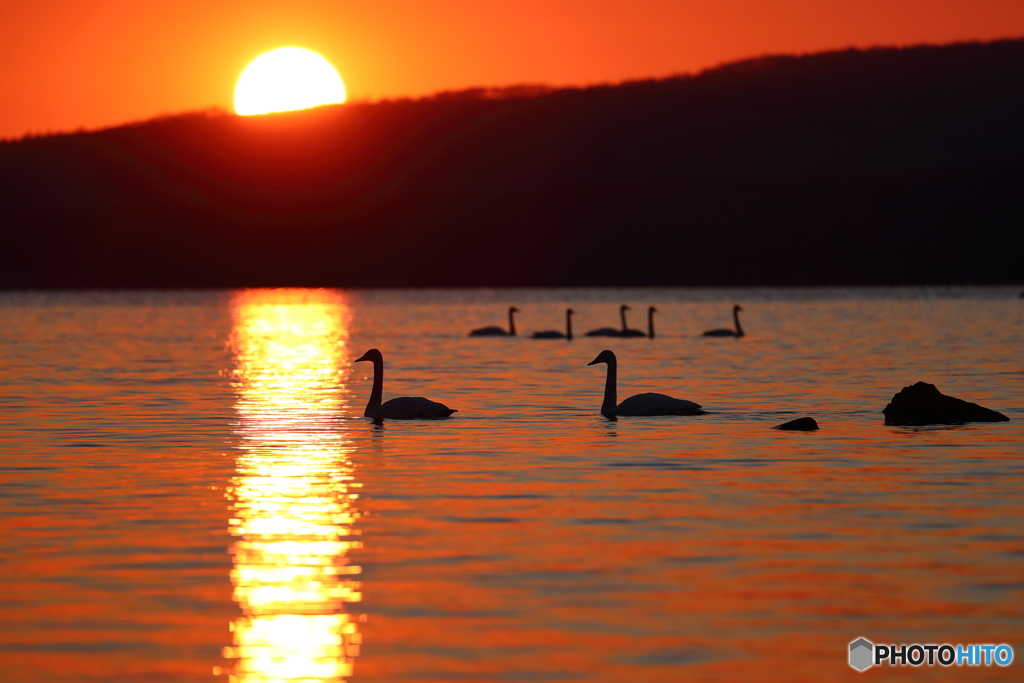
[[3, 1, 1024, 138], [235, 48, 347, 116], [2, 0, 1023, 672]]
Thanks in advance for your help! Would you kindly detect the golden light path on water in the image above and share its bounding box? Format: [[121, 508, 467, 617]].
[[223, 289, 362, 682]]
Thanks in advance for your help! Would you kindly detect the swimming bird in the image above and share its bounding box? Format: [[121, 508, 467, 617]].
[[354, 349, 457, 420], [532, 308, 574, 339], [619, 305, 657, 338], [469, 306, 518, 336], [587, 349, 704, 417], [702, 304, 744, 337], [586, 304, 634, 337]]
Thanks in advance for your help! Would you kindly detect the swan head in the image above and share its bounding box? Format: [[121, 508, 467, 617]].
[[567, 308, 574, 315], [587, 349, 617, 366], [734, 304, 743, 312], [509, 306, 520, 313], [620, 304, 630, 311], [354, 349, 382, 363], [649, 306, 657, 313]]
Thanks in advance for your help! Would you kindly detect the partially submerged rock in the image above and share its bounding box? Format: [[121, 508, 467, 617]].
[[883, 382, 1009, 426], [773, 417, 819, 431]]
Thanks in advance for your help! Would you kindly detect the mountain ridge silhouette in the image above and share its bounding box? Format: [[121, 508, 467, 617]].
[[2, 39, 1022, 288]]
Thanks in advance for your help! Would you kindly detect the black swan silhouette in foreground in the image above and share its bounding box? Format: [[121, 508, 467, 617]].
[[703, 305, 745, 337], [469, 306, 518, 336], [587, 349, 704, 417], [355, 349, 457, 420], [532, 308, 574, 339], [586, 304, 635, 337]]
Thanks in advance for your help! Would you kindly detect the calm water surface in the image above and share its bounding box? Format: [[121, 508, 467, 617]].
[[1, 287, 1022, 682]]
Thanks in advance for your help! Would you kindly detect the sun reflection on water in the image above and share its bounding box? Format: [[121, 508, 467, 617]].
[[224, 289, 362, 682]]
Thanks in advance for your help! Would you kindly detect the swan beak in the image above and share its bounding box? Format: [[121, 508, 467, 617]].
[[354, 353, 370, 362], [587, 356, 602, 366]]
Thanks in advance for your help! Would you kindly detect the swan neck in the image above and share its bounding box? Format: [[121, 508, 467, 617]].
[[566, 310, 573, 340], [620, 307, 628, 332], [365, 358, 383, 417], [602, 358, 618, 415], [734, 309, 744, 337], [648, 309, 655, 339], [508, 308, 517, 336]]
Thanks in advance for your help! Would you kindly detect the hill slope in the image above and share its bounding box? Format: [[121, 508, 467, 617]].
[[2, 39, 1023, 287]]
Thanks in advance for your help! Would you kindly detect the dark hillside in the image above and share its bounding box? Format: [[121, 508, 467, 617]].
[[2, 39, 1023, 287]]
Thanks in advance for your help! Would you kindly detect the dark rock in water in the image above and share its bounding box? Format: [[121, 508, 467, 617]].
[[773, 417, 819, 431], [883, 382, 1009, 426]]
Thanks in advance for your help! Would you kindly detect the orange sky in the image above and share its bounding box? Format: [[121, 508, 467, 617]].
[[2, 0, 1023, 140]]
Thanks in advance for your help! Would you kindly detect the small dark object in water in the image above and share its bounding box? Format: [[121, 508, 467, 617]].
[[773, 417, 819, 431], [883, 382, 1009, 426]]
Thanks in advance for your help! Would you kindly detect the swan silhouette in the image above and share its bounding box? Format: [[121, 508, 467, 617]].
[[532, 308, 574, 339], [354, 349, 457, 420], [469, 306, 518, 336], [702, 305, 744, 337], [618, 305, 657, 338], [586, 304, 635, 337], [587, 349, 704, 417]]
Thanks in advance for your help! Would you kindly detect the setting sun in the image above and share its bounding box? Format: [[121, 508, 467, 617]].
[[234, 47, 347, 116]]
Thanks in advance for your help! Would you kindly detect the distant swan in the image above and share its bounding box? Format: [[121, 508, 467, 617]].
[[532, 308, 574, 339], [586, 304, 634, 337], [619, 305, 657, 338], [702, 304, 744, 337], [469, 306, 518, 336], [354, 349, 457, 420], [587, 349, 704, 417]]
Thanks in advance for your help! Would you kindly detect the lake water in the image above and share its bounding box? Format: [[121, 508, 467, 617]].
[[1, 287, 1022, 682]]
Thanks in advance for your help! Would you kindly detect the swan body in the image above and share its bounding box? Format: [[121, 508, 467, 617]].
[[586, 304, 634, 337], [532, 308, 573, 339], [613, 392, 703, 416], [370, 396, 456, 420], [355, 349, 456, 420], [470, 306, 518, 336], [587, 349, 704, 417], [703, 305, 744, 337]]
